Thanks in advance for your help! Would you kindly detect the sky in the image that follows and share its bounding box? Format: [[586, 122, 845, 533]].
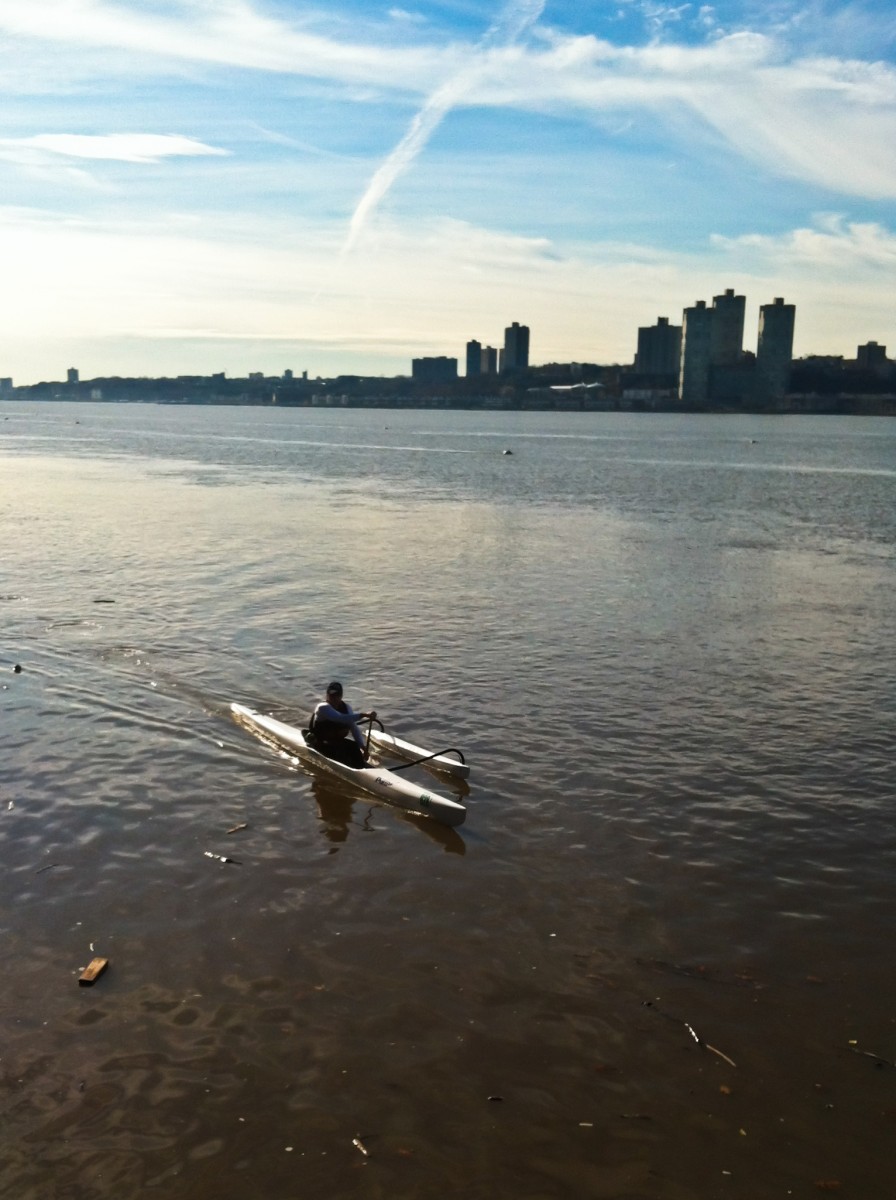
[[1, 0, 895, 384]]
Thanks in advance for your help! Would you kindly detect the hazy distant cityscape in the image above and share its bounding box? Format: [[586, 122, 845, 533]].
[[2, 287, 894, 415]]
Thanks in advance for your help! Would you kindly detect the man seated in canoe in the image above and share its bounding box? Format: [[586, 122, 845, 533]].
[[306, 681, 377, 769]]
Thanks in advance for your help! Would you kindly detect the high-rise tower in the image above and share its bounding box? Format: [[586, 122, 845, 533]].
[[635, 316, 681, 376], [710, 288, 745, 366], [503, 322, 530, 371], [755, 298, 795, 401], [679, 301, 713, 404]]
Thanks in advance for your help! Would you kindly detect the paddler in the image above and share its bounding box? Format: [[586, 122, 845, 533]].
[[308, 681, 377, 769]]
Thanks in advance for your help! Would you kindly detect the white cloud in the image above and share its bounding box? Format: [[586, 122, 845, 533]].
[[641, 3, 691, 37], [707, 215, 896, 352], [388, 7, 427, 25], [0, 133, 229, 163], [2, 202, 890, 378], [0, 0, 449, 86], [712, 215, 896, 270], [344, 0, 546, 251], [684, 51, 896, 198], [1, 4, 894, 200]]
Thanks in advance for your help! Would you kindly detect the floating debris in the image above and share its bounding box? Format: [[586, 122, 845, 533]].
[[13, 664, 22, 673], [352, 1137, 369, 1158], [204, 851, 241, 865], [847, 1043, 895, 1068], [79, 957, 109, 986], [642, 1000, 737, 1067], [226, 823, 248, 835], [700, 1037, 736, 1068]]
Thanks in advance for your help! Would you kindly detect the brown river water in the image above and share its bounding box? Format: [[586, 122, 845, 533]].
[[1, 403, 894, 1198]]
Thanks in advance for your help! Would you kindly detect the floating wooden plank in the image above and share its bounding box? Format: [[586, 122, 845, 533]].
[[78, 957, 109, 986]]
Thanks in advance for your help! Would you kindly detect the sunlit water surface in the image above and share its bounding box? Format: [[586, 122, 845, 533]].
[[2, 403, 894, 1199]]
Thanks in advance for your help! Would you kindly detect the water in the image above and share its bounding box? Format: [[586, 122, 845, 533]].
[[2, 403, 894, 1198]]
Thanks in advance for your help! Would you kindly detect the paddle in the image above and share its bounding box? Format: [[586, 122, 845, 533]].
[[363, 715, 382, 762]]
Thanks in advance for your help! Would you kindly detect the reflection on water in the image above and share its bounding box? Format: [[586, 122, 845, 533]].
[[311, 776, 358, 845], [1, 404, 894, 1198]]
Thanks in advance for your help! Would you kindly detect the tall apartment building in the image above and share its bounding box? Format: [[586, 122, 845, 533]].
[[710, 288, 745, 366], [856, 341, 888, 370], [466, 339, 499, 376], [503, 322, 530, 371], [635, 316, 681, 375], [412, 356, 458, 382], [678, 301, 714, 404], [755, 298, 795, 401]]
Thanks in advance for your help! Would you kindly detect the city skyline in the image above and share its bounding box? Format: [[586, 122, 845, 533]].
[[1, 0, 895, 386], [5, 288, 893, 394]]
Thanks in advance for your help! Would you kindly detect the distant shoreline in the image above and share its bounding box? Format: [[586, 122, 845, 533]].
[[2, 394, 894, 417]]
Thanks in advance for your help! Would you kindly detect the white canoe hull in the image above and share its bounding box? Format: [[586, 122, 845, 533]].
[[230, 704, 467, 827], [368, 729, 470, 781]]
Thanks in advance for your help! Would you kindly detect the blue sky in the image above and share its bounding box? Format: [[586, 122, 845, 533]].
[[1, 0, 894, 383]]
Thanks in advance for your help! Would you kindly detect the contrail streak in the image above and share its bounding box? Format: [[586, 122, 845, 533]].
[[342, 0, 545, 254]]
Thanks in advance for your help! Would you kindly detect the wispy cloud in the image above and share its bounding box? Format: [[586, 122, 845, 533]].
[[678, 45, 896, 198], [1, 4, 894, 200], [388, 7, 428, 25], [712, 214, 896, 269], [342, 0, 546, 252], [0, 0, 447, 85], [0, 133, 228, 163]]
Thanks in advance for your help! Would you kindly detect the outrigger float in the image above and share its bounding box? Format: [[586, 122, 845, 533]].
[[230, 703, 468, 827]]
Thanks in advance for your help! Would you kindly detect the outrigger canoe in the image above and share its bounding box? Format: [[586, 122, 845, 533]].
[[230, 704, 467, 828]]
